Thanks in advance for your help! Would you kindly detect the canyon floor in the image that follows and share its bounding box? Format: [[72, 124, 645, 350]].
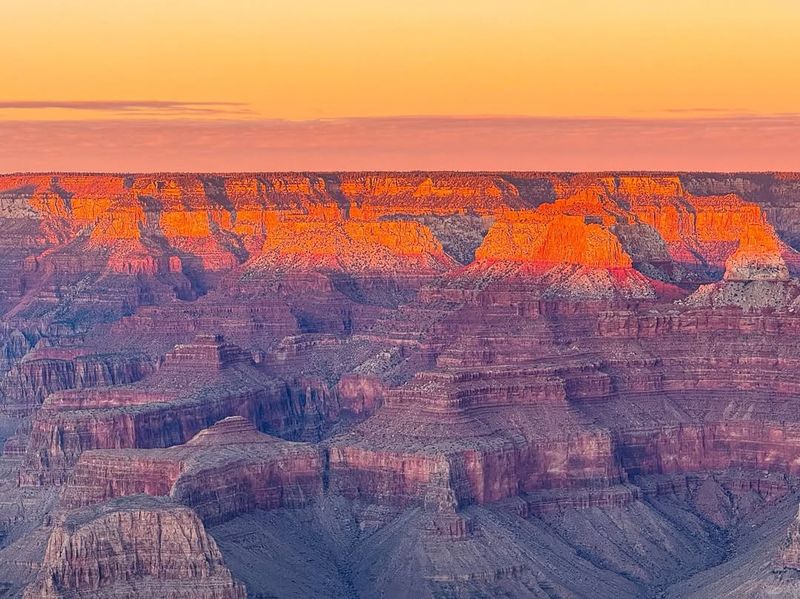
[[3, 172, 800, 597]]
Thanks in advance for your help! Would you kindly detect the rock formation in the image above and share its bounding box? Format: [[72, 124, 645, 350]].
[[778, 505, 800, 570], [23, 495, 246, 598], [723, 223, 790, 282], [19, 334, 332, 485], [4, 172, 800, 597], [62, 417, 323, 523], [0, 347, 155, 409], [684, 223, 800, 310], [258, 219, 455, 274]]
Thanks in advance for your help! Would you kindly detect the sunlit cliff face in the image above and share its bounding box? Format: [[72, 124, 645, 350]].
[[2, 173, 790, 287]]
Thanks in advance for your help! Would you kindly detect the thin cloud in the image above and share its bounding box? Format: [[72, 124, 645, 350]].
[[0, 100, 252, 116], [659, 107, 751, 114], [0, 114, 798, 172]]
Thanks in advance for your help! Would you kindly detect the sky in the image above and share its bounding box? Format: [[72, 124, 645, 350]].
[[1, 0, 798, 171]]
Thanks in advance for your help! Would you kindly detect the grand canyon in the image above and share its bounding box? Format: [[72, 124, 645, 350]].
[[3, 172, 800, 597]]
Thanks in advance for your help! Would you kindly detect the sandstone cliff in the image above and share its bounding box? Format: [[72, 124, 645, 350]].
[[5, 172, 800, 598], [20, 335, 331, 485], [684, 223, 800, 310], [24, 495, 246, 598], [63, 417, 323, 523]]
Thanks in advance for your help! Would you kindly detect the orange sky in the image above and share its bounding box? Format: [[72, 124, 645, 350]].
[[1, 0, 799, 171]]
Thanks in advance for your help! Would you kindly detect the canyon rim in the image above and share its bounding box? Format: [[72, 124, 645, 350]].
[[3, 1, 800, 597], [0, 173, 800, 597]]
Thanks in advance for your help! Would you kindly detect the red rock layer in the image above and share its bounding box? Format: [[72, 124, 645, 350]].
[[257, 218, 455, 274], [20, 335, 331, 485], [62, 417, 323, 524], [723, 223, 790, 282], [0, 348, 155, 408], [1, 173, 794, 286], [681, 223, 800, 310], [326, 361, 624, 509], [8, 172, 800, 571], [476, 213, 632, 267], [298, 263, 800, 517], [23, 495, 245, 598]]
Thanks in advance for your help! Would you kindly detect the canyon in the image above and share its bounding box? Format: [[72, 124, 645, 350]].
[[3, 172, 800, 597]]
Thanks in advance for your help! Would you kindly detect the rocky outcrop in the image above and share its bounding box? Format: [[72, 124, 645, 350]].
[[336, 373, 386, 416], [462, 209, 682, 299], [684, 223, 800, 310], [476, 213, 633, 267], [62, 417, 323, 523], [0, 173, 794, 292], [20, 335, 330, 484], [23, 495, 245, 598], [723, 224, 789, 282], [0, 348, 155, 407], [779, 505, 800, 570], [326, 364, 625, 508], [258, 219, 456, 274], [7, 172, 800, 598]]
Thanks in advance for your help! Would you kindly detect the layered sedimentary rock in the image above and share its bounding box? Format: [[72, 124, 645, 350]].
[[20, 335, 331, 484], [63, 417, 323, 523], [258, 219, 455, 274], [0, 347, 155, 408], [723, 223, 790, 282], [475, 213, 634, 267], [684, 223, 800, 310], [24, 495, 245, 599], [464, 211, 669, 299], [325, 355, 627, 512], [5, 172, 800, 597], [2, 173, 795, 298]]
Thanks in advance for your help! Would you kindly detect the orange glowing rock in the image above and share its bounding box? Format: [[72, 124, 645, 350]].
[[693, 198, 766, 243], [159, 210, 212, 238], [90, 207, 146, 242], [724, 223, 789, 282], [738, 222, 781, 254], [537, 187, 615, 224], [338, 174, 505, 203], [543, 175, 770, 252], [128, 176, 207, 208], [70, 197, 112, 223], [29, 189, 71, 220], [260, 219, 455, 272], [269, 176, 316, 195], [476, 213, 632, 268], [3, 172, 796, 284], [231, 209, 267, 234], [606, 175, 684, 198], [339, 174, 513, 219]]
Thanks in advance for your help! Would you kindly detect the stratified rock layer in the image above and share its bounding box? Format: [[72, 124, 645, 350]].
[[23, 495, 245, 598], [20, 335, 331, 485], [4, 173, 800, 598], [63, 417, 323, 523]]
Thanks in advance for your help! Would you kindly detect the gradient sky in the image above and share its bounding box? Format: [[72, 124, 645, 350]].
[[1, 0, 799, 171]]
